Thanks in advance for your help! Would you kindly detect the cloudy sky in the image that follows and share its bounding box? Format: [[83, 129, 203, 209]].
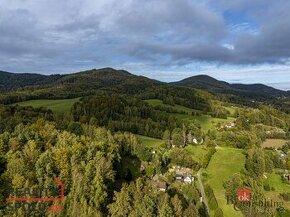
[[1, 0, 290, 89]]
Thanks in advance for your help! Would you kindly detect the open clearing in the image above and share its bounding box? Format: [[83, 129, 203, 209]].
[[264, 170, 290, 210], [203, 147, 245, 217], [144, 99, 198, 114], [261, 139, 289, 148], [184, 145, 208, 163], [14, 98, 80, 113], [136, 135, 164, 149], [264, 170, 290, 192], [145, 99, 236, 132]]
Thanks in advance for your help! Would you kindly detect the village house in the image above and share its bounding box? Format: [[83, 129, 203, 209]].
[[156, 182, 167, 192], [175, 174, 183, 182], [152, 174, 167, 191], [225, 122, 235, 129], [174, 166, 194, 184], [184, 174, 194, 184]]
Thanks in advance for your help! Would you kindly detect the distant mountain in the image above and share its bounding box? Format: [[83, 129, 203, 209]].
[[52, 68, 161, 96], [0, 70, 63, 90], [0, 68, 159, 92], [171, 74, 287, 100], [1, 68, 288, 103], [171, 75, 230, 90]]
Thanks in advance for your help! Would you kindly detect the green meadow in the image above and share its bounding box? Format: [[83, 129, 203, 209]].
[[136, 135, 164, 149], [203, 147, 246, 217], [14, 98, 80, 113], [145, 99, 236, 132], [264, 169, 290, 209], [184, 145, 209, 163]]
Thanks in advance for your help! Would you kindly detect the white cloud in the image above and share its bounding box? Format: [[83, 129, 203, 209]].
[[0, 0, 290, 89]]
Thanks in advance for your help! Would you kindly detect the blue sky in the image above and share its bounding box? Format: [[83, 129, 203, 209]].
[[1, 0, 290, 89]]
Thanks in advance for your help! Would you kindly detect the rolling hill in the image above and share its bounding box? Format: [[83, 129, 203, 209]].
[[0, 68, 160, 92], [0, 70, 63, 90], [1, 68, 289, 106], [171, 74, 288, 100]]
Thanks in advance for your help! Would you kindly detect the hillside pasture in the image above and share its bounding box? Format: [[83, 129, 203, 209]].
[[184, 145, 208, 163], [203, 147, 245, 217], [264, 170, 290, 209], [261, 139, 289, 148], [144, 99, 236, 132], [14, 98, 80, 113], [136, 135, 164, 149]]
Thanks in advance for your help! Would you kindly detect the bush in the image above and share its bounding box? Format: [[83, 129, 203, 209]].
[[214, 208, 224, 217], [205, 184, 219, 210], [202, 147, 216, 168], [280, 193, 290, 201], [209, 196, 218, 210], [264, 184, 271, 191], [68, 121, 84, 135]]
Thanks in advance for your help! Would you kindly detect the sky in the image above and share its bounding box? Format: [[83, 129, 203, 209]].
[[1, 0, 290, 89]]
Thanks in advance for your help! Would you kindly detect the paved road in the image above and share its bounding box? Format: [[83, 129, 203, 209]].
[[197, 168, 210, 217]]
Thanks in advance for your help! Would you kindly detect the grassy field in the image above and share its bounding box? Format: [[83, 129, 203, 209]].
[[261, 139, 289, 148], [190, 115, 236, 132], [212, 100, 238, 117], [264, 171, 290, 192], [136, 135, 164, 149], [204, 147, 246, 217], [264, 170, 290, 209], [14, 98, 80, 113], [145, 99, 236, 132], [145, 99, 198, 114], [184, 145, 208, 163]]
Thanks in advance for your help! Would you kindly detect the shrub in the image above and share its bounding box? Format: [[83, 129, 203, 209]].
[[214, 208, 224, 217], [280, 193, 290, 201], [264, 184, 271, 191]]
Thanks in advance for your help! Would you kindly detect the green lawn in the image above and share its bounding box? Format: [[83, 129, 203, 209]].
[[14, 98, 80, 113], [136, 135, 164, 149], [204, 147, 246, 217]]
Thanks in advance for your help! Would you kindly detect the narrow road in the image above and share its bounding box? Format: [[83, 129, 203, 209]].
[[197, 168, 210, 217]]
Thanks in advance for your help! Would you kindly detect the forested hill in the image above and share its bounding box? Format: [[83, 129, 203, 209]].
[[1, 68, 287, 98], [0, 70, 63, 90], [1, 68, 289, 107], [172, 74, 288, 100], [0, 68, 146, 91], [0, 68, 162, 103]]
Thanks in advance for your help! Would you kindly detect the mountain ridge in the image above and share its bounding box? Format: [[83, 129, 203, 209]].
[[171, 74, 288, 99], [0, 68, 288, 100]]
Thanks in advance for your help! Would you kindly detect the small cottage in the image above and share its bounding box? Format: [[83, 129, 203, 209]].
[[225, 122, 235, 129], [175, 174, 183, 182], [184, 175, 194, 184], [157, 182, 167, 192]]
